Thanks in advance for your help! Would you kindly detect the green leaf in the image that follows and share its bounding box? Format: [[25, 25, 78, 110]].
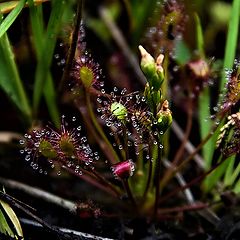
[[220, 0, 240, 92], [0, 32, 31, 118], [203, 157, 230, 193], [0, 0, 26, 38], [0, 199, 23, 238], [194, 13, 204, 58], [0, 208, 15, 238]]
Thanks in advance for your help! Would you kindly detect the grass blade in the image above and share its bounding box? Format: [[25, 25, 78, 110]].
[[194, 13, 215, 172], [0, 31, 31, 118], [0, 0, 26, 38], [194, 13, 204, 58], [220, 0, 240, 91], [0, 199, 23, 238], [32, 0, 65, 125]]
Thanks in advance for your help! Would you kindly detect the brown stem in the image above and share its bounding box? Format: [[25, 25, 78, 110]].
[[158, 156, 228, 205], [58, 0, 83, 92], [122, 179, 138, 211], [62, 165, 120, 198], [89, 169, 122, 197], [158, 202, 209, 215], [172, 100, 193, 165], [160, 120, 221, 189]]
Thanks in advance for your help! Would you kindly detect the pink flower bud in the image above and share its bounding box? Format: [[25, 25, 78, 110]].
[[111, 160, 135, 179]]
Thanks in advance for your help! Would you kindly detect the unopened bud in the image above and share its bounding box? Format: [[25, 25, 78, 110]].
[[139, 46, 165, 90], [157, 100, 172, 133], [111, 159, 135, 179], [139, 45, 156, 78]]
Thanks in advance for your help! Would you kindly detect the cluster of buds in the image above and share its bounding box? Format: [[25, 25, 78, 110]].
[[139, 46, 172, 133], [20, 116, 98, 174]]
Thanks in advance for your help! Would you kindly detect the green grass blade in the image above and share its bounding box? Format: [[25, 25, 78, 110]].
[[203, 0, 239, 192], [29, 0, 60, 126], [220, 0, 240, 91], [0, 208, 15, 238], [0, 0, 26, 38], [0, 199, 23, 238], [31, 0, 65, 124], [0, 32, 31, 118], [194, 13, 214, 171], [204, 157, 229, 193], [43, 74, 60, 127], [226, 157, 240, 186], [223, 155, 235, 186], [194, 13, 204, 58]]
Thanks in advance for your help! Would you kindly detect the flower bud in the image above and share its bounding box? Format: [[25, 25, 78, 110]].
[[39, 140, 58, 159], [155, 53, 165, 87], [157, 100, 172, 133], [139, 45, 156, 78], [111, 160, 135, 179], [139, 46, 165, 90], [110, 102, 128, 121]]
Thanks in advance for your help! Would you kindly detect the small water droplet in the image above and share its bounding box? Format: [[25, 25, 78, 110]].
[[54, 54, 60, 59], [25, 155, 31, 161], [19, 139, 25, 145]]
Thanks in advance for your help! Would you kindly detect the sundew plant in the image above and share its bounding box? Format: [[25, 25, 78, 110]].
[[0, 0, 239, 239]]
